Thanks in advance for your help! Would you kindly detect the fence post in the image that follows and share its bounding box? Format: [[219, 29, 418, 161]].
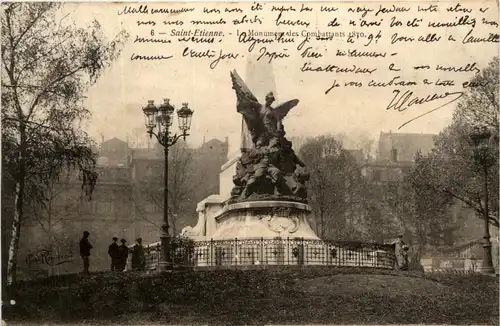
[[286, 237, 290, 265], [210, 238, 214, 267], [157, 244, 161, 269], [300, 237, 305, 265], [260, 237, 264, 265], [234, 237, 238, 266]]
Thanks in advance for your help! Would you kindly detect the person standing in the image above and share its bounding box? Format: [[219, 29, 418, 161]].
[[131, 238, 146, 271], [79, 231, 93, 275], [401, 245, 410, 270], [117, 239, 129, 271], [108, 237, 119, 271], [395, 235, 407, 270]]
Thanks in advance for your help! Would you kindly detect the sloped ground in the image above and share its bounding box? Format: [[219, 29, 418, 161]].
[[3, 267, 499, 325]]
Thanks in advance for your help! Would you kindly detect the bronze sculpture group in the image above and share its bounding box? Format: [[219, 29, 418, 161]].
[[230, 70, 309, 203]]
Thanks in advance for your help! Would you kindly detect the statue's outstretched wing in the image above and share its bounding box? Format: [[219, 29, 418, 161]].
[[273, 99, 300, 120], [231, 70, 259, 104], [230, 70, 264, 143]]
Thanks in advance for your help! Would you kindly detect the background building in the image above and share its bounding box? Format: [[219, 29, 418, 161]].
[[360, 131, 498, 271], [14, 136, 228, 278]]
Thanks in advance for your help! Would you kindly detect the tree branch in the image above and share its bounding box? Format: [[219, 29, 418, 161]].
[[27, 65, 84, 120], [443, 188, 498, 228], [12, 5, 49, 53]]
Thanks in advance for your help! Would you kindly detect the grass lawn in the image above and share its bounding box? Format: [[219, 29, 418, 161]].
[[3, 268, 499, 325]]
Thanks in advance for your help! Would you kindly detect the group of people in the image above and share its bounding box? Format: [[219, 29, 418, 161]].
[[78, 231, 146, 275], [107, 237, 146, 272]]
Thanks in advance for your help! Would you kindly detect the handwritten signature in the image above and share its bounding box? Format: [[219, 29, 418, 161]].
[[385, 89, 464, 129], [25, 249, 74, 269]]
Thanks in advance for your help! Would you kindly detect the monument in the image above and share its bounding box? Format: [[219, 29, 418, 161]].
[[181, 59, 320, 242], [173, 60, 395, 269]]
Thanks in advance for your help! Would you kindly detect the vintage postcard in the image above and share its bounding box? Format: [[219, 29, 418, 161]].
[[1, 0, 499, 325]]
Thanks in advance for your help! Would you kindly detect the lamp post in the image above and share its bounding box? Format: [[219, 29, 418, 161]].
[[142, 99, 194, 272], [470, 126, 495, 274]]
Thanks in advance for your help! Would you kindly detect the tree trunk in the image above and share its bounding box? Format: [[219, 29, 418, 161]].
[[7, 123, 27, 286], [7, 177, 24, 286], [320, 210, 324, 239]]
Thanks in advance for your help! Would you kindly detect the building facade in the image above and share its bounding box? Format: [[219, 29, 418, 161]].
[[14, 136, 228, 278]]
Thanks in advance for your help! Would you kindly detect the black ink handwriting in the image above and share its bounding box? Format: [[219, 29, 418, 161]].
[[391, 33, 414, 44], [347, 6, 373, 18], [418, 4, 438, 12], [428, 16, 476, 29], [225, 7, 243, 13], [385, 90, 464, 129], [347, 49, 386, 58], [321, 6, 338, 12], [398, 92, 464, 129], [301, 47, 323, 58], [178, 36, 215, 44], [418, 33, 441, 42], [325, 80, 340, 94], [301, 62, 377, 74], [446, 3, 472, 13], [163, 20, 184, 26], [275, 12, 311, 27], [482, 18, 499, 27], [389, 63, 401, 71], [151, 7, 194, 14], [258, 47, 290, 63], [238, 31, 274, 52], [182, 47, 238, 69], [462, 30, 500, 44], [131, 53, 173, 61], [271, 5, 297, 12], [368, 76, 417, 87], [233, 14, 263, 25], [134, 35, 171, 44], [375, 4, 411, 16], [137, 20, 156, 27], [118, 5, 149, 15], [191, 18, 226, 25], [203, 7, 221, 14], [436, 62, 481, 74]]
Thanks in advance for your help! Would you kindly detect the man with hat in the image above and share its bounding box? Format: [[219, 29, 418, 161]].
[[108, 237, 119, 271], [131, 238, 146, 271]]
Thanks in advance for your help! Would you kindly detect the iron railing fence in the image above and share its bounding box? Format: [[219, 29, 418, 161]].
[[136, 238, 397, 270]]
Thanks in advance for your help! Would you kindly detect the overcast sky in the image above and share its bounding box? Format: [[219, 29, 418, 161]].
[[60, 1, 499, 154]]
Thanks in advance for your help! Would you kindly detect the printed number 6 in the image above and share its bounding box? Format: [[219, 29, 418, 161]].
[[151, 30, 155, 36]]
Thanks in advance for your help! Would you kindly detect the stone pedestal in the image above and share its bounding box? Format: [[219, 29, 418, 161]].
[[219, 153, 240, 202], [211, 201, 318, 240]]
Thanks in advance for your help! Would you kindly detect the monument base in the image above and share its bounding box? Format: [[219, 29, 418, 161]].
[[211, 200, 318, 240], [161, 199, 397, 269]]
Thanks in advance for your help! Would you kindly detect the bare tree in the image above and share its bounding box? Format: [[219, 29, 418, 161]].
[[300, 135, 365, 239], [1, 3, 128, 285], [132, 143, 207, 235], [27, 175, 82, 245]]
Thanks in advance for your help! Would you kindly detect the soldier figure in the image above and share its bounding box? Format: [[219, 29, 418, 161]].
[[242, 138, 283, 198]]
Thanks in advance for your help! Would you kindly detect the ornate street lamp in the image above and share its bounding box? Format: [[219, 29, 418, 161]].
[[469, 126, 496, 274], [142, 99, 194, 272]]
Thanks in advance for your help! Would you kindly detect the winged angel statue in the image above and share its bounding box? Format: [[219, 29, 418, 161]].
[[230, 70, 299, 149], [229, 70, 309, 202]]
